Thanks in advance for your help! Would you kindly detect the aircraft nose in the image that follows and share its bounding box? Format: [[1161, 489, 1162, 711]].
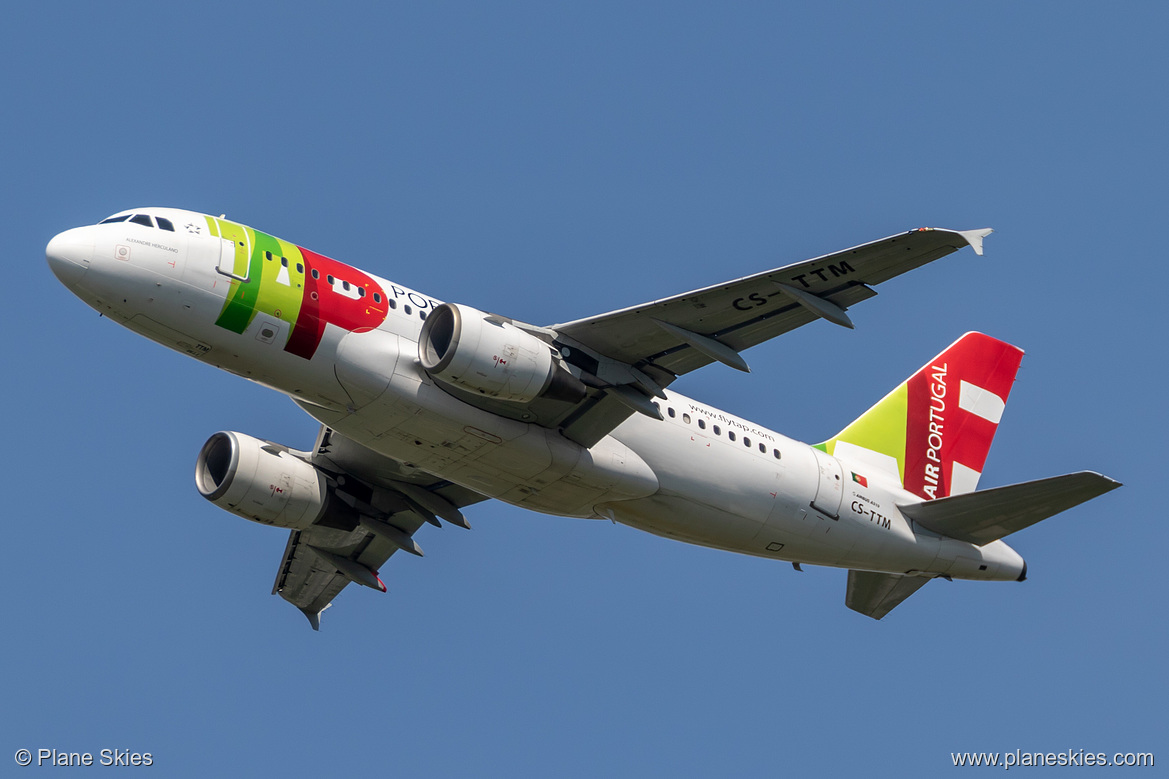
[[46, 227, 94, 289]]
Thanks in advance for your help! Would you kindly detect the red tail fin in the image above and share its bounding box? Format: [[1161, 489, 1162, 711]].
[[903, 332, 1024, 500]]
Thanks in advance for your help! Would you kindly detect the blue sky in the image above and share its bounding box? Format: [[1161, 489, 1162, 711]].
[[4, 2, 1164, 775]]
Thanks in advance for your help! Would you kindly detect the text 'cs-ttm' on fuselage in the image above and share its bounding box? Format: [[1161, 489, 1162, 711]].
[[47, 209, 1120, 628]]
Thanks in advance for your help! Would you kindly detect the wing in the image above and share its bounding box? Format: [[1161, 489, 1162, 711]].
[[845, 570, 932, 620], [554, 227, 991, 374], [543, 227, 990, 446], [271, 426, 489, 629]]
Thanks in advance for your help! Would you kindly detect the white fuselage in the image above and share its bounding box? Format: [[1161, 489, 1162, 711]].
[[46, 208, 1025, 583]]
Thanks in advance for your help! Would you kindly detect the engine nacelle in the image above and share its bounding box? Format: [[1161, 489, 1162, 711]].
[[419, 302, 586, 404], [195, 431, 341, 530]]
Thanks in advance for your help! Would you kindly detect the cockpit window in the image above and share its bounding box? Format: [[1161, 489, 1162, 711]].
[[129, 214, 154, 227], [156, 216, 175, 232], [99, 214, 130, 224]]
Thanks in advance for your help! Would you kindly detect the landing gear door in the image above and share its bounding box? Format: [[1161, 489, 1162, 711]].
[[811, 448, 843, 519]]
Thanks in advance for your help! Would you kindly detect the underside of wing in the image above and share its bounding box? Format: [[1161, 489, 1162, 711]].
[[271, 525, 396, 629], [553, 228, 990, 375], [542, 228, 989, 445], [271, 426, 489, 629]]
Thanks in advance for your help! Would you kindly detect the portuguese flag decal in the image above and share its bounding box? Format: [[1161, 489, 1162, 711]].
[[851, 472, 868, 487]]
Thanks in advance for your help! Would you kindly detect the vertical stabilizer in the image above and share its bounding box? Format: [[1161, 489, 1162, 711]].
[[818, 332, 1024, 500]]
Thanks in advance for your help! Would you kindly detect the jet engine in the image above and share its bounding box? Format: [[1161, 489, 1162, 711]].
[[195, 431, 351, 530], [419, 303, 586, 404]]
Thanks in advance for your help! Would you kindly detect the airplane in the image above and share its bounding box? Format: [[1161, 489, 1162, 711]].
[[46, 208, 1120, 628]]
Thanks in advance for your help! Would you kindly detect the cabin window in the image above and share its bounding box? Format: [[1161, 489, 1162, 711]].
[[728, 431, 736, 442], [759, 443, 766, 453], [358, 287, 366, 297], [388, 299, 397, 309], [327, 274, 335, 284], [281, 257, 288, 268], [682, 413, 691, 424], [404, 304, 412, 315], [311, 269, 320, 279], [713, 425, 721, 435], [99, 214, 130, 224], [773, 449, 781, 459], [156, 217, 174, 231], [373, 293, 382, 303], [419, 310, 427, 320], [667, 408, 676, 418], [129, 214, 153, 227], [296, 263, 304, 273], [697, 419, 706, 430], [744, 437, 751, 448]]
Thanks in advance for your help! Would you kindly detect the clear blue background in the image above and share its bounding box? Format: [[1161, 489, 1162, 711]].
[[3, 2, 1162, 775]]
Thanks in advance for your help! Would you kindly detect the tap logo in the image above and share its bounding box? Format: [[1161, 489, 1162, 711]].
[[205, 216, 388, 360]]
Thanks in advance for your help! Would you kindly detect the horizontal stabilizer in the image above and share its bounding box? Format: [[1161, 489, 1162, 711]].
[[846, 571, 931, 620], [898, 471, 1121, 545]]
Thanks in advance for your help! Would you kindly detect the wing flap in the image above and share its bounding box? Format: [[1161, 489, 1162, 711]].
[[846, 570, 932, 620], [898, 471, 1121, 545]]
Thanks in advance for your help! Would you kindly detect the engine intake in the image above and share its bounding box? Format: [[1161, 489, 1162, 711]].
[[419, 303, 586, 404], [195, 431, 350, 530]]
